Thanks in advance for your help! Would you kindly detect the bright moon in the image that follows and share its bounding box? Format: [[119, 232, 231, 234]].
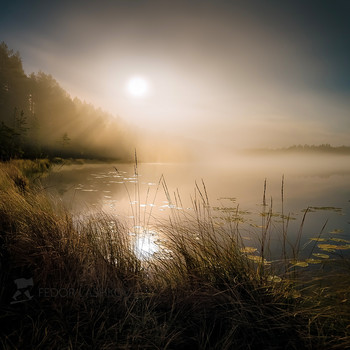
[[127, 77, 149, 97]]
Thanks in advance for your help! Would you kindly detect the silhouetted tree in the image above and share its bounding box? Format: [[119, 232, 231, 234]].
[[0, 122, 20, 160], [0, 42, 135, 160], [58, 132, 70, 147]]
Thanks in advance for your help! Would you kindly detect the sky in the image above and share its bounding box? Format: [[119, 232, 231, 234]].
[[1, 0, 350, 149]]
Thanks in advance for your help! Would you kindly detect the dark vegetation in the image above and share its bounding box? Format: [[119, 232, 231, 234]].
[[0, 42, 135, 161], [0, 161, 349, 349]]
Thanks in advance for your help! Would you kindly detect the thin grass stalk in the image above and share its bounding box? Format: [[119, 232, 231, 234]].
[[293, 207, 309, 260], [281, 174, 288, 269], [114, 166, 135, 228], [146, 174, 164, 229], [307, 219, 328, 260]]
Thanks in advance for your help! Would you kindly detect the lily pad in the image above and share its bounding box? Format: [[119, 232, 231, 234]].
[[217, 197, 236, 202], [246, 255, 270, 265], [336, 245, 350, 250], [317, 244, 338, 252], [329, 229, 344, 234], [318, 243, 350, 251], [309, 206, 343, 213], [213, 206, 237, 212], [305, 259, 322, 264], [267, 275, 282, 283], [292, 261, 309, 267], [310, 238, 327, 242], [240, 247, 257, 253], [330, 238, 350, 243], [312, 253, 329, 259]]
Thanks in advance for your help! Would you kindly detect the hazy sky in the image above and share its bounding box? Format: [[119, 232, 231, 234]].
[[1, 0, 350, 148]]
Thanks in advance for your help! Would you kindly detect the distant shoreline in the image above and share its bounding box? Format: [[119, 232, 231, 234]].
[[243, 144, 350, 155]]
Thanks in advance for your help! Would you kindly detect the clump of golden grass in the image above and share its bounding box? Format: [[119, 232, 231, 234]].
[[11, 158, 51, 177], [0, 161, 349, 349]]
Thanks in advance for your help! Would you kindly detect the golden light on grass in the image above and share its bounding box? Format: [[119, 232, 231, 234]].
[[1, 161, 350, 349]]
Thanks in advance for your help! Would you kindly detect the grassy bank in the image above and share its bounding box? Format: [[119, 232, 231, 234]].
[[0, 161, 349, 349]]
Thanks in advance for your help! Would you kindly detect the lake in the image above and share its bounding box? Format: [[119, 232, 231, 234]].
[[43, 153, 350, 261]]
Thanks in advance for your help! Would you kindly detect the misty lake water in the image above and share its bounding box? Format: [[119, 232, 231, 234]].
[[43, 154, 350, 261]]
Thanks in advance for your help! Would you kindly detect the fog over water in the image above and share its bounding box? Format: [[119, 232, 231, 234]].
[[45, 153, 350, 259]]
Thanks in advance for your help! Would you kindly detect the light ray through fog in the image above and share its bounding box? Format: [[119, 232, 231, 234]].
[[1, 0, 350, 151]]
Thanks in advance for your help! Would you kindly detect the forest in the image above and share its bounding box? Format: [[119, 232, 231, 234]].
[[0, 42, 136, 161], [245, 144, 350, 155]]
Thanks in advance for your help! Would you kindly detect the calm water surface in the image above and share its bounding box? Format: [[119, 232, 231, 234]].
[[44, 154, 350, 260]]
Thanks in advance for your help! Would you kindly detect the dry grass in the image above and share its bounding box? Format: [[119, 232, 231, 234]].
[[0, 160, 349, 349]]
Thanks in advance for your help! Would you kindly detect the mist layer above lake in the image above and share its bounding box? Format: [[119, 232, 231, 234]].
[[44, 154, 350, 259]]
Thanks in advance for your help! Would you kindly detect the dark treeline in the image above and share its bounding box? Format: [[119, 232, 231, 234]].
[[0, 42, 136, 161], [246, 144, 350, 155]]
